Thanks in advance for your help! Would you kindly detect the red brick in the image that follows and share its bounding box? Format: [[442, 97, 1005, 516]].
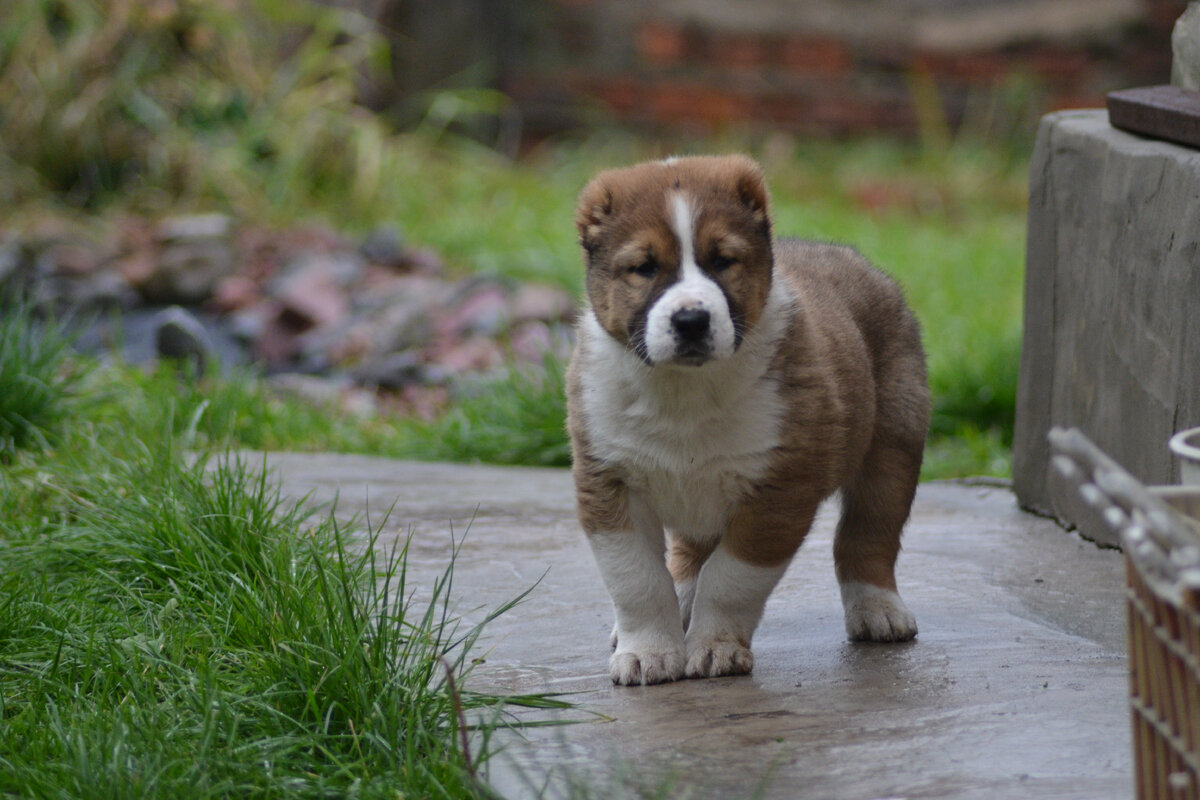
[[637, 20, 688, 66], [587, 76, 643, 114], [1024, 45, 1092, 83], [793, 90, 916, 137], [913, 50, 1010, 83], [781, 36, 854, 77], [705, 31, 772, 72], [649, 80, 754, 126]]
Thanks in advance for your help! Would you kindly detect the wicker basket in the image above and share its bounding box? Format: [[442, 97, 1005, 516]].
[[1049, 428, 1200, 800]]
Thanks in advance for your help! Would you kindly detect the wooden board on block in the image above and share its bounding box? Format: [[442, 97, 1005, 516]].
[[1107, 85, 1200, 149]]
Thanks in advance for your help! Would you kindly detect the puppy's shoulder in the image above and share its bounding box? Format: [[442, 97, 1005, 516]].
[[774, 238, 917, 334], [774, 239, 892, 298]]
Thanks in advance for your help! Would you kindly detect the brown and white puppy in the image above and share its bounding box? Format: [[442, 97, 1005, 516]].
[[566, 155, 931, 686]]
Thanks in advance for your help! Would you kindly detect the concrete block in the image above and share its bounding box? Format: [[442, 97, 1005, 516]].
[[1013, 109, 1200, 520]]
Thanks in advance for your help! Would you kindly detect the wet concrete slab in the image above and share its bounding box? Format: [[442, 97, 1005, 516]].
[[259, 452, 1132, 799]]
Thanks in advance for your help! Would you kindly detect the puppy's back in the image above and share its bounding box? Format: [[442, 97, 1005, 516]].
[[775, 239, 925, 371]]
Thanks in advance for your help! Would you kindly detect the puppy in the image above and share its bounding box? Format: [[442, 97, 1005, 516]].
[[565, 155, 931, 686]]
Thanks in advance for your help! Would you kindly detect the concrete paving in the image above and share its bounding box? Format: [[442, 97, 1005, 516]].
[[259, 452, 1133, 799]]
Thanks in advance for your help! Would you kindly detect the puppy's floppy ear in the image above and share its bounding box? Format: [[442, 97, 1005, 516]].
[[575, 176, 614, 254], [727, 155, 770, 221]]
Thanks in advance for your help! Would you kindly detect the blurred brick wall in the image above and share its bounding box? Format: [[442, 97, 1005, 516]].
[[498, 0, 1181, 138], [348, 0, 1183, 139]]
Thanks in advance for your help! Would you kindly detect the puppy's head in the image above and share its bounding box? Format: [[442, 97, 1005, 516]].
[[576, 155, 774, 367]]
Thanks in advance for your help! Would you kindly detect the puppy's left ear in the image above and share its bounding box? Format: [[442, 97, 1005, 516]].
[[729, 155, 770, 221], [576, 176, 614, 254]]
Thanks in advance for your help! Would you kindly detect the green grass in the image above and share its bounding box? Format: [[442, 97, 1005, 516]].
[[69, 356, 571, 470], [0, 312, 568, 800], [389, 359, 573, 468]]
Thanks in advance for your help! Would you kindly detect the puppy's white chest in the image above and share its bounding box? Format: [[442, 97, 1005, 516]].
[[579, 324, 786, 539], [635, 454, 764, 541]]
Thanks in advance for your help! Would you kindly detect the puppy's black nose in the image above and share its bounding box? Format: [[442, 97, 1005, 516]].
[[671, 308, 710, 342]]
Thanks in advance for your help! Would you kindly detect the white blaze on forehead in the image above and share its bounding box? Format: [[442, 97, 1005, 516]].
[[671, 193, 695, 261], [641, 192, 737, 365]]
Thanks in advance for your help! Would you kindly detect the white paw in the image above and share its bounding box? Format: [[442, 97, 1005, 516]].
[[841, 581, 917, 642], [609, 646, 686, 685], [684, 636, 754, 678]]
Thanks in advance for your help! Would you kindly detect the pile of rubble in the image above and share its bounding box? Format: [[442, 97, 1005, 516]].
[[0, 214, 577, 417]]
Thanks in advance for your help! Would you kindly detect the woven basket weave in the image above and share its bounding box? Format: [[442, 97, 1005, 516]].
[[1049, 428, 1200, 800]]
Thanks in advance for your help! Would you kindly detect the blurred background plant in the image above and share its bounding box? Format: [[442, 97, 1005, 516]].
[[0, 0, 392, 216]]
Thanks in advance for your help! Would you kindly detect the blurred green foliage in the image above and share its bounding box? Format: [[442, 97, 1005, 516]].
[[0, 0, 390, 213]]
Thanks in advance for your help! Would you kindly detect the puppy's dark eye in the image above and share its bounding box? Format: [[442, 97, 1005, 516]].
[[629, 260, 659, 279], [709, 254, 736, 272]]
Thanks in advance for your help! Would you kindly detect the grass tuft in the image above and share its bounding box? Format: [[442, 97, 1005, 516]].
[[0, 301, 78, 458], [393, 359, 572, 467]]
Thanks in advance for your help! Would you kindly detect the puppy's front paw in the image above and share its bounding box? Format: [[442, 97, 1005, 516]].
[[609, 647, 685, 685], [841, 582, 917, 642], [684, 636, 754, 678]]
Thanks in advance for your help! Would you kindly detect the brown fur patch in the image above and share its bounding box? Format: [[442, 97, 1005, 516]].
[[565, 358, 632, 533], [667, 536, 717, 584]]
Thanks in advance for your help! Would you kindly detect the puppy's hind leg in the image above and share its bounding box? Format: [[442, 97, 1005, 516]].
[[834, 440, 923, 643]]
